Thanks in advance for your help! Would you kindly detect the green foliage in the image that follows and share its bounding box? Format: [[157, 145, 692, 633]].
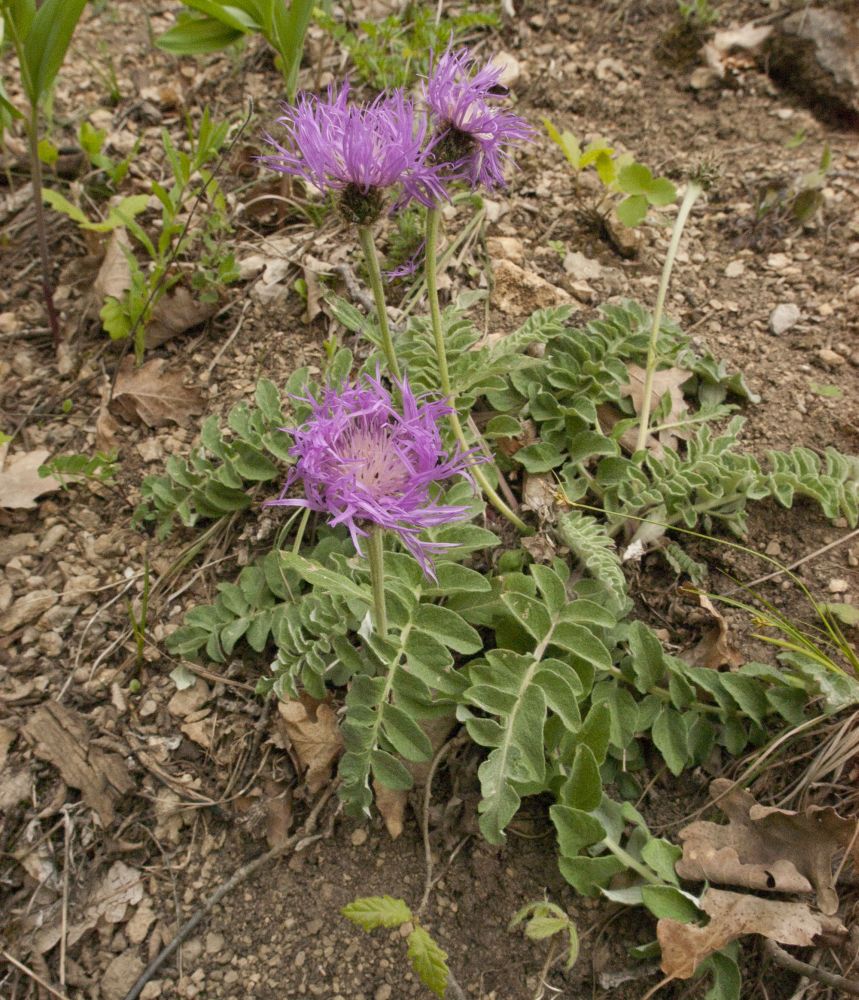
[[554, 512, 629, 616], [315, 4, 499, 91], [544, 121, 677, 228], [677, 0, 718, 27], [510, 899, 580, 970], [156, 0, 314, 98], [755, 143, 832, 229], [343, 897, 450, 998], [38, 450, 118, 487], [1, 0, 88, 111], [136, 376, 292, 537]]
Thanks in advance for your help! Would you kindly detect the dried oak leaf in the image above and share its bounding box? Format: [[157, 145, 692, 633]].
[[680, 592, 744, 670], [110, 356, 204, 428], [145, 285, 218, 349], [659, 888, 846, 980], [0, 446, 61, 509], [277, 694, 344, 794], [677, 778, 857, 914], [619, 365, 691, 455]]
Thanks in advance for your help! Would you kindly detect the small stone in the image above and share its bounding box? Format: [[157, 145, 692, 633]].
[[0, 590, 59, 635], [0, 533, 36, 565], [38, 631, 63, 657], [724, 260, 745, 278], [563, 251, 603, 281], [139, 699, 158, 718], [818, 348, 845, 366], [205, 931, 225, 955], [350, 828, 368, 846], [102, 952, 145, 1000], [38, 523, 67, 553], [491, 259, 570, 317], [764, 540, 782, 557], [183, 938, 203, 963], [766, 252, 791, 270], [140, 983, 162, 1000], [489, 51, 520, 87], [0, 582, 12, 612], [829, 579, 850, 594], [769, 303, 801, 335], [375, 986, 392, 1000], [485, 236, 524, 265], [167, 678, 210, 718]]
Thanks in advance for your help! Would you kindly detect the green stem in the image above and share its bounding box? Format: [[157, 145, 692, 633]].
[[634, 181, 702, 454], [367, 525, 388, 637], [603, 836, 663, 885], [357, 224, 401, 381], [424, 207, 531, 535]]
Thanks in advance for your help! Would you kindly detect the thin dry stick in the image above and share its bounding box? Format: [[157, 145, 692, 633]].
[[205, 298, 253, 375], [639, 974, 675, 1000], [1, 952, 71, 1000], [764, 939, 859, 996], [122, 784, 337, 1000], [417, 734, 467, 916], [721, 527, 859, 594]]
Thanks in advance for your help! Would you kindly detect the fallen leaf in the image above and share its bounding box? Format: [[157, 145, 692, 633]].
[[23, 702, 134, 826], [94, 229, 132, 304], [145, 284, 218, 349], [0, 445, 61, 509], [32, 860, 146, 954], [277, 694, 344, 794], [374, 782, 407, 839], [110, 357, 204, 428], [659, 887, 846, 980], [95, 400, 121, 454], [677, 778, 857, 914], [263, 778, 294, 849], [680, 592, 744, 670], [619, 365, 692, 455], [521, 473, 560, 524]]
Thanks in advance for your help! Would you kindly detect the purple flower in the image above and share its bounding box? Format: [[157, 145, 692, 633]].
[[423, 47, 533, 191], [266, 373, 480, 578], [260, 84, 448, 224]]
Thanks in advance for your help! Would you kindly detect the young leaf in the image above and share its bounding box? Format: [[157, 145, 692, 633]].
[[342, 896, 412, 931], [406, 925, 449, 999], [23, 0, 88, 103]]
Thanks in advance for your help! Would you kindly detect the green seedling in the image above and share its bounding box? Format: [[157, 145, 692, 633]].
[[38, 450, 119, 487], [509, 899, 580, 974], [342, 897, 450, 998], [544, 120, 677, 232], [0, 0, 89, 343]]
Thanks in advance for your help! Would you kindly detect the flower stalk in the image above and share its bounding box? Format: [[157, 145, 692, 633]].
[[367, 525, 388, 636], [357, 224, 402, 380], [424, 207, 530, 534], [634, 180, 703, 454]]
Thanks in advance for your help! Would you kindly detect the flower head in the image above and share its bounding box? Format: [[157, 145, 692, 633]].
[[423, 47, 533, 190], [260, 84, 447, 224], [266, 373, 479, 578]]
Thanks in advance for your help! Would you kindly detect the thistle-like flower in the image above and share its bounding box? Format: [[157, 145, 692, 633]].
[[423, 47, 533, 190], [266, 374, 479, 578], [260, 84, 447, 224]]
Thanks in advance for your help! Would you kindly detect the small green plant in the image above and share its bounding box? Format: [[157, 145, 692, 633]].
[[0, 0, 89, 343], [315, 5, 499, 91], [509, 899, 580, 975], [677, 0, 718, 27], [544, 121, 677, 232], [156, 0, 314, 101], [38, 450, 119, 487], [754, 143, 832, 231], [342, 897, 450, 998]]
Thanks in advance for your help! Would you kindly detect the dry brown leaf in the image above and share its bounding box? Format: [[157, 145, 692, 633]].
[[94, 229, 132, 304], [659, 887, 846, 980], [677, 778, 857, 914], [262, 778, 294, 850], [23, 702, 134, 827], [374, 783, 407, 839], [680, 593, 744, 670], [32, 860, 146, 954], [0, 445, 61, 509], [110, 356, 204, 428], [277, 694, 344, 794], [145, 285, 218, 349], [619, 365, 692, 455]]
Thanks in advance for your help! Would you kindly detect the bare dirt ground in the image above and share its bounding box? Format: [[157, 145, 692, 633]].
[[1, 0, 858, 998]]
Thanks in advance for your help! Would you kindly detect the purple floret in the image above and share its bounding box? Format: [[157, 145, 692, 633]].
[[265, 373, 480, 578], [423, 47, 533, 190], [260, 84, 448, 222]]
